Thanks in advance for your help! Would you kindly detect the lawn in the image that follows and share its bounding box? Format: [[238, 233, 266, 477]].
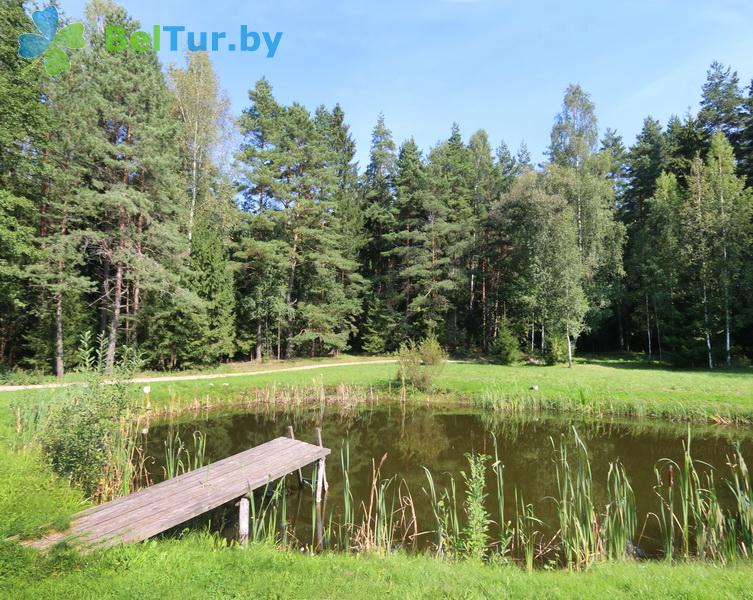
[[3, 536, 753, 599], [3, 355, 753, 422]]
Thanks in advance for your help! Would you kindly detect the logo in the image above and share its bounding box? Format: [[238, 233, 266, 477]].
[[105, 25, 283, 57], [18, 6, 85, 76]]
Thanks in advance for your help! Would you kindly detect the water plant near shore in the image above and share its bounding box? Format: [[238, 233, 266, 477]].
[[237, 428, 753, 571]]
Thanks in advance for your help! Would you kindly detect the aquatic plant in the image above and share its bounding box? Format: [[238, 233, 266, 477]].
[[461, 453, 490, 561], [603, 461, 636, 560], [552, 429, 599, 570]]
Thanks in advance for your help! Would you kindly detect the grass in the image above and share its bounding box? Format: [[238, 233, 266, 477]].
[[3, 537, 753, 599], [4, 355, 753, 424], [0, 449, 85, 540], [45, 355, 753, 423]]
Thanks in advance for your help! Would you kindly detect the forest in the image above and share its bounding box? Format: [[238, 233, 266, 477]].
[[2, 0, 753, 377]]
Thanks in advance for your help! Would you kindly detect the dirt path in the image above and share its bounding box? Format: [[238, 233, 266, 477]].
[[0, 359, 399, 393]]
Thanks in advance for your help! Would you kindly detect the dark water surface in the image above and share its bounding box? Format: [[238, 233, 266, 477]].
[[140, 403, 753, 556]]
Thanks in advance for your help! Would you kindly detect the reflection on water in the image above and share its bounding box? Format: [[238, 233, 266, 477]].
[[140, 402, 753, 557]]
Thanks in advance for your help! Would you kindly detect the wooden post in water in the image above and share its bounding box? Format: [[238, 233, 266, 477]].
[[315, 457, 325, 504], [315, 427, 329, 493], [287, 426, 304, 487], [239, 496, 250, 547]]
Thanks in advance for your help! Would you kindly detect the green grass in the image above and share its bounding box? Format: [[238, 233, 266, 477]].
[[122, 356, 753, 423], [5, 355, 753, 422], [2, 536, 753, 599]]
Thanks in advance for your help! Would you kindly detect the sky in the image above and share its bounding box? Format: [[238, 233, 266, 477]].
[[58, 0, 753, 168]]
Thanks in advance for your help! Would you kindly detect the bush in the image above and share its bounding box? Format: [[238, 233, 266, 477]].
[[544, 335, 569, 365], [418, 334, 447, 366], [39, 333, 140, 498], [396, 335, 448, 392], [488, 320, 522, 364]]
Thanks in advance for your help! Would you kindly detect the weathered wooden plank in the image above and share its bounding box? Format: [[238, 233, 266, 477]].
[[96, 448, 329, 547], [32, 439, 299, 548], [31, 437, 330, 551], [76, 438, 290, 519], [80, 447, 328, 546], [73, 439, 292, 525]]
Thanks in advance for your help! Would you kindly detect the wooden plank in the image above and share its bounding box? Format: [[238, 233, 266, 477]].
[[101, 448, 328, 547], [43, 444, 329, 548], [76, 438, 291, 519], [32, 439, 300, 548], [80, 447, 328, 546], [31, 438, 330, 551]]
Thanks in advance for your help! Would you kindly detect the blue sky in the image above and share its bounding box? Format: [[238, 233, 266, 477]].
[[59, 0, 753, 168]]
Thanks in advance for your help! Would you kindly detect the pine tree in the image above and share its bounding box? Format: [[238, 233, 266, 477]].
[[426, 124, 474, 347], [78, 0, 186, 372], [699, 62, 745, 146], [237, 82, 363, 357]]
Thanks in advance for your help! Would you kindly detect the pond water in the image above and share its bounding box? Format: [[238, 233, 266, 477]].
[[139, 402, 753, 558]]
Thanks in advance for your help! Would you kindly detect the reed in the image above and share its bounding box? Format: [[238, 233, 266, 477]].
[[354, 466, 418, 554], [337, 441, 354, 551], [162, 427, 208, 480], [727, 445, 753, 557], [492, 436, 513, 558], [514, 491, 542, 573], [552, 428, 599, 570], [603, 461, 636, 560], [422, 468, 461, 557], [248, 479, 288, 545]]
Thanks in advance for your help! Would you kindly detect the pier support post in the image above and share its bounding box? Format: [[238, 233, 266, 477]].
[[315, 457, 326, 504], [287, 426, 304, 487], [239, 496, 250, 547], [315, 427, 329, 493]]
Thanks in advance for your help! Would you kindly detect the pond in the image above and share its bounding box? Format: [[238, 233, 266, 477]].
[[139, 401, 753, 560]]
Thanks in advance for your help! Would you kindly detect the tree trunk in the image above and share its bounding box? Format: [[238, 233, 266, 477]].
[[106, 262, 124, 373], [285, 232, 299, 359], [645, 293, 652, 362], [106, 209, 127, 373], [616, 301, 625, 351], [702, 282, 713, 370], [255, 320, 263, 361], [540, 323, 545, 354], [188, 122, 199, 251], [566, 326, 573, 368], [653, 295, 663, 363], [54, 290, 64, 378], [718, 158, 731, 367]]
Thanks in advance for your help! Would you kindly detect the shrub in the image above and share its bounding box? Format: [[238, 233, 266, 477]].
[[39, 333, 141, 498], [396, 335, 448, 392], [544, 335, 569, 365], [488, 319, 522, 365], [418, 334, 447, 366]]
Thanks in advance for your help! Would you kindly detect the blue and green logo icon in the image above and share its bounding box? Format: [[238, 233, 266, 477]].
[[18, 6, 85, 76]]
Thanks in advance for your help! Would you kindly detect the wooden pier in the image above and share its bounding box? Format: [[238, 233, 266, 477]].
[[31, 436, 330, 551]]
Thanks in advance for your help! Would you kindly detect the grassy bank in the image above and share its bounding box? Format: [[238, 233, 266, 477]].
[[3, 536, 753, 599], [103, 357, 753, 423], [5, 355, 753, 423]]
